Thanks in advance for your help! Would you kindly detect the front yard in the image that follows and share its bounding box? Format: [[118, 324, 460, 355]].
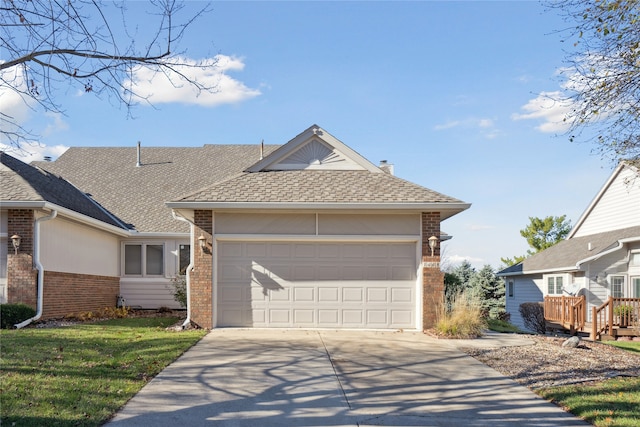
[[0, 317, 207, 427]]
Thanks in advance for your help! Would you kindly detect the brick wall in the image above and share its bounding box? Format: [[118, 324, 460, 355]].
[[421, 212, 443, 330], [41, 271, 120, 319], [7, 209, 34, 255], [190, 210, 213, 329], [7, 209, 37, 308], [7, 254, 37, 307]]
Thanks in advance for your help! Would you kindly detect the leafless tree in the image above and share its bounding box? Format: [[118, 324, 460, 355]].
[[1, 0, 215, 148], [547, 0, 640, 164]]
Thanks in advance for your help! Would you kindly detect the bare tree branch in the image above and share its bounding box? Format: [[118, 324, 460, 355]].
[[1, 0, 214, 149]]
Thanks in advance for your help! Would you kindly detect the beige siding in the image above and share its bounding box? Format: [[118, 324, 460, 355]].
[[41, 217, 119, 276], [318, 214, 420, 235], [215, 213, 315, 234], [119, 278, 181, 309], [574, 167, 640, 237], [214, 213, 421, 236], [0, 211, 7, 302]]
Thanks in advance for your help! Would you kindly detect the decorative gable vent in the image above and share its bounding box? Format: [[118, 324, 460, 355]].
[[266, 138, 361, 171]]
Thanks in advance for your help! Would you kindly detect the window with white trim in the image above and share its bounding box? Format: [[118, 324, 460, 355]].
[[631, 252, 640, 267], [124, 243, 164, 276], [609, 275, 624, 298], [546, 276, 564, 295]]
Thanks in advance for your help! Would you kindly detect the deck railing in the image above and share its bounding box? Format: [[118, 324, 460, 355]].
[[543, 295, 586, 334], [592, 297, 640, 340]]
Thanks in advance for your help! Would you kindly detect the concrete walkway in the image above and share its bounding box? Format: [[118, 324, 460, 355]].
[[106, 330, 588, 427]]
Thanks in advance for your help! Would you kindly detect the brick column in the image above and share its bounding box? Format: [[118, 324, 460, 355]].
[[421, 212, 443, 330], [7, 209, 37, 308], [190, 210, 213, 329]]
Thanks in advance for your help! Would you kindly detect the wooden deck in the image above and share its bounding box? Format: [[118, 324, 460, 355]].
[[544, 296, 640, 340]]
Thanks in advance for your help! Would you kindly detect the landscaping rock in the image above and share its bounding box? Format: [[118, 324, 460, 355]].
[[562, 336, 580, 348]]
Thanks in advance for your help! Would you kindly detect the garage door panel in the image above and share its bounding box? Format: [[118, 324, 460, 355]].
[[217, 241, 417, 329]]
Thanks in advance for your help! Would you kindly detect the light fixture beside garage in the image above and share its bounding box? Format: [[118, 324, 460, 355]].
[[428, 235, 438, 257], [11, 234, 21, 254], [198, 235, 211, 254]]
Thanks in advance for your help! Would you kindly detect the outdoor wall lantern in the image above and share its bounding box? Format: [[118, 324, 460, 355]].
[[428, 235, 438, 257], [11, 234, 21, 254], [197, 235, 211, 254]]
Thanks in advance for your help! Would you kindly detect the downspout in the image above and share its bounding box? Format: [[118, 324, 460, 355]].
[[172, 211, 194, 329], [15, 209, 58, 329]]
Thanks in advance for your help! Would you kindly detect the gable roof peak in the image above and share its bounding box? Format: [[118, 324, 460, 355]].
[[245, 125, 382, 173]]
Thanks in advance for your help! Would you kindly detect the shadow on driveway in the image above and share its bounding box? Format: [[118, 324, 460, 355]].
[[105, 329, 588, 427]]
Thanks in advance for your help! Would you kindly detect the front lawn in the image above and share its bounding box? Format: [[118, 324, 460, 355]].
[[0, 317, 207, 427], [539, 377, 640, 427], [538, 341, 640, 427]]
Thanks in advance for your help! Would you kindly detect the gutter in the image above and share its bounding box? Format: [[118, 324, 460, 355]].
[[575, 236, 639, 269], [15, 209, 58, 329], [171, 211, 194, 329]]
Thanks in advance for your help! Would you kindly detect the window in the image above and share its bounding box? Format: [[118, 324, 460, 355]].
[[508, 281, 514, 298], [610, 275, 624, 298], [631, 252, 640, 267], [124, 243, 164, 276], [633, 277, 640, 298], [547, 276, 563, 295], [179, 244, 191, 275]]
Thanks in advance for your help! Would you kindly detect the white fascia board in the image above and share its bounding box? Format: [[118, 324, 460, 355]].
[[498, 266, 579, 277], [166, 201, 471, 215], [0, 201, 47, 209], [127, 231, 190, 239]]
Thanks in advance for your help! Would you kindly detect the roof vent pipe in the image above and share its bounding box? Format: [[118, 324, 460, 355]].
[[136, 141, 142, 167], [588, 242, 593, 251], [379, 160, 394, 175]]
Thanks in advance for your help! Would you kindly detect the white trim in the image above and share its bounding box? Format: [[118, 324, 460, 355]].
[[214, 234, 420, 243], [245, 125, 382, 173]]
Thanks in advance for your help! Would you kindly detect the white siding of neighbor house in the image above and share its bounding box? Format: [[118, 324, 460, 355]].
[[119, 239, 188, 309], [40, 216, 119, 277], [506, 275, 543, 331], [573, 166, 640, 237]]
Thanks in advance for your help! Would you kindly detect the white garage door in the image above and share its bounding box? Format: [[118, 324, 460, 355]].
[[216, 241, 417, 329]]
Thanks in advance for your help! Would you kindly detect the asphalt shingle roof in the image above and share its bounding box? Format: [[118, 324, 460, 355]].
[[179, 170, 466, 204], [33, 145, 278, 233], [499, 225, 640, 275], [1, 151, 124, 229]]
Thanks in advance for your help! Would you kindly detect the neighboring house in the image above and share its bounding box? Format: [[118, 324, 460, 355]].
[[3, 125, 470, 330], [498, 161, 640, 331]]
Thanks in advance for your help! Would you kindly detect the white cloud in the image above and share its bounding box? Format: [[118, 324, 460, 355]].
[[511, 90, 573, 133], [434, 117, 499, 139], [0, 142, 69, 163], [0, 64, 33, 140], [42, 112, 69, 136], [125, 55, 261, 106], [445, 254, 486, 268], [467, 224, 495, 231]]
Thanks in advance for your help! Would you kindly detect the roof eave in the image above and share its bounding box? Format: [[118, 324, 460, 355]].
[[498, 266, 580, 277], [166, 201, 471, 218], [1, 201, 131, 237]]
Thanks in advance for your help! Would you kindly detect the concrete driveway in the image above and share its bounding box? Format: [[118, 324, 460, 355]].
[[106, 329, 588, 427]]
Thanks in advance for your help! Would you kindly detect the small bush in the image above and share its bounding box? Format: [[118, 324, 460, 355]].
[[170, 275, 187, 308], [519, 302, 545, 334], [0, 303, 36, 329], [435, 292, 487, 338]]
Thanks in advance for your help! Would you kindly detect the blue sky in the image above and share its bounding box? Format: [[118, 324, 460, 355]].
[[2, 1, 614, 270]]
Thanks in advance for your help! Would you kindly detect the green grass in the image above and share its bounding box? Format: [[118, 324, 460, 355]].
[[0, 317, 207, 427], [539, 377, 640, 427], [486, 318, 526, 334], [603, 340, 640, 354]]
